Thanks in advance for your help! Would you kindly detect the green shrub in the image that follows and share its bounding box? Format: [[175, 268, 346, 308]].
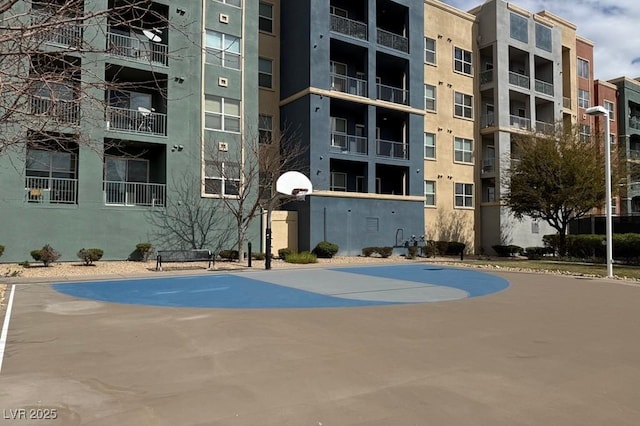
[[135, 243, 154, 262], [407, 246, 418, 259], [543, 234, 559, 255], [434, 241, 449, 256], [312, 241, 339, 258], [252, 252, 266, 260], [362, 247, 376, 257], [525, 246, 546, 260], [492, 244, 521, 257], [219, 249, 239, 260], [278, 248, 293, 260], [19, 260, 30, 268], [32, 244, 61, 267], [421, 243, 436, 258], [0, 245, 4, 258], [284, 251, 317, 264], [446, 242, 466, 255], [378, 246, 393, 258], [77, 248, 104, 266]]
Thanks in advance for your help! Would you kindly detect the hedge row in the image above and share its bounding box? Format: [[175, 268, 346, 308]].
[[543, 233, 640, 262]]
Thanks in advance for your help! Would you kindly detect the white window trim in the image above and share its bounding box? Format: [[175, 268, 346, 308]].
[[205, 161, 241, 197], [577, 57, 590, 79], [424, 132, 436, 159], [330, 171, 347, 191], [259, 2, 274, 34], [205, 30, 241, 70], [454, 182, 474, 209], [604, 100, 615, 121], [424, 37, 436, 65], [454, 137, 473, 164], [424, 84, 436, 112], [204, 95, 241, 133], [424, 180, 436, 207], [259, 57, 274, 88], [453, 46, 472, 76], [454, 91, 473, 119]]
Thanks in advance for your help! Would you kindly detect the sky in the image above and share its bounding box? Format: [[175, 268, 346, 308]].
[[440, 0, 640, 81]]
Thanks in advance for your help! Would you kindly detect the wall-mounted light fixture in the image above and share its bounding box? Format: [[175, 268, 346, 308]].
[[176, 8, 186, 15]]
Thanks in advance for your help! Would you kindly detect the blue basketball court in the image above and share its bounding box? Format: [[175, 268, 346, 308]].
[[52, 264, 509, 309]]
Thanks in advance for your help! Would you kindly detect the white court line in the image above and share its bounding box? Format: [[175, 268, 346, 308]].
[[0, 285, 16, 375]]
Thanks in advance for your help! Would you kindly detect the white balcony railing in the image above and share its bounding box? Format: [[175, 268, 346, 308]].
[[376, 83, 408, 105], [376, 139, 407, 159], [481, 158, 496, 174], [534, 79, 554, 96], [376, 28, 408, 53], [330, 133, 368, 155], [510, 115, 531, 130], [106, 106, 167, 137], [31, 96, 80, 125], [331, 73, 367, 97], [509, 71, 530, 89], [25, 176, 77, 204], [330, 14, 368, 40], [535, 121, 555, 134], [103, 181, 166, 207], [107, 32, 168, 66], [31, 11, 82, 47]]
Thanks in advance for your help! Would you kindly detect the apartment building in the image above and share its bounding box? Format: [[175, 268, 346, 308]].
[[277, 0, 426, 254], [0, 0, 260, 262]]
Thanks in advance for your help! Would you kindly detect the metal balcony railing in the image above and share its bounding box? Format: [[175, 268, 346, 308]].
[[31, 11, 82, 47], [330, 73, 368, 97], [330, 133, 368, 155], [535, 121, 555, 134], [376, 139, 408, 159], [103, 181, 166, 207], [630, 117, 640, 130], [627, 182, 640, 194], [376, 83, 408, 105], [534, 79, 554, 96], [510, 115, 531, 130], [509, 71, 530, 89], [106, 106, 167, 137], [25, 176, 77, 204], [481, 114, 496, 128], [563, 97, 571, 109], [31, 96, 80, 125], [481, 158, 496, 173], [480, 69, 493, 84], [629, 149, 640, 160], [330, 14, 368, 40], [376, 28, 408, 53], [107, 32, 168, 66]]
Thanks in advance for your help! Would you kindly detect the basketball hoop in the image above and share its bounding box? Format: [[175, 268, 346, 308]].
[[291, 188, 308, 201]]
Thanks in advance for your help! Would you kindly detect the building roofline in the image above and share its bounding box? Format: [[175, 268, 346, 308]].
[[608, 76, 640, 87], [595, 80, 618, 90], [576, 35, 595, 46], [535, 11, 577, 30], [425, 0, 476, 22]]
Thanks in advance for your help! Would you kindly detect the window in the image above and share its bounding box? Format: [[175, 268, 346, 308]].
[[605, 100, 615, 120], [25, 147, 78, 204], [579, 124, 591, 142], [259, 2, 273, 33], [213, 0, 241, 6], [424, 132, 436, 159], [330, 5, 348, 17], [104, 157, 154, 206], [204, 95, 241, 132], [205, 161, 240, 196], [610, 133, 616, 145], [454, 137, 473, 163], [258, 114, 273, 143], [578, 89, 590, 109], [424, 84, 436, 111], [454, 47, 472, 75], [330, 172, 347, 191], [510, 13, 528, 43], [577, 58, 589, 79], [424, 180, 436, 206], [454, 92, 473, 119], [424, 37, 436, 64], [258, 57, 273, 88], [455, 183, 473, 208], [535, 23, 552, 52], [205, 30, 241, 69]]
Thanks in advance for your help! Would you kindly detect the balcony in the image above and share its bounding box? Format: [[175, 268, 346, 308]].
[[509, 71, 530, 89], [376, 83, 408, 105], [480, 69, 493, 85], [106, 106, 167, 137], [331, 73, 368, 97], [25, 177, 77, 204], [31, 7, 83, 48], [107, 32, 168, 66], [563, 97, 571, 109], [534, 79, 554, 96], [481, 158, 496, 174], [103, 181, 166, 207], [376, 28, 408, 53], [510, 115, 531, 130], [330, 14, 368, 41], [330, 133, 368, 155], [629, 149, 640, 160], [376, 139, 407, 159], [535, 121, 554, 134], [481, 114, 496, 128], [31, 96, 80, 125], [630, 116, 640, 130]]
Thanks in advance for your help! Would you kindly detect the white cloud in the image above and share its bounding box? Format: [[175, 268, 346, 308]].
[[439, 0, 640, 80]]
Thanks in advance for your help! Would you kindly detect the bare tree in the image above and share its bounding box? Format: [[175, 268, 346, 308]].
[[0, 0, 187, 155], [206, 125, 307, 263], [145, 174, 234, 257]]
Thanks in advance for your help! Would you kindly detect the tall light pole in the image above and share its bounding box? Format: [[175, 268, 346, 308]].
[[586, 105, 613, 278]]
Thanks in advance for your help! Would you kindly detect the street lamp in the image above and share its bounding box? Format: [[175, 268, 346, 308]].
[[586, 105, 613, 278]]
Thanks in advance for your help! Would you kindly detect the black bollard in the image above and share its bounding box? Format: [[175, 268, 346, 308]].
[[248, 242, 252, 267]]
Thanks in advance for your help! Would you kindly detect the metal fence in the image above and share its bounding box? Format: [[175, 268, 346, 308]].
[[107, 32, 169, 66], [106, 106, 167, 137], [103, 181, 166, 207], [25, 177, 77, 204], [330, 133, 368, 155], [376, 83, 408, 105], [376, 28, 408, 53], [330, 14, 368, 40], [31, 96, 79, 125], [376, 139, 407, 159]]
